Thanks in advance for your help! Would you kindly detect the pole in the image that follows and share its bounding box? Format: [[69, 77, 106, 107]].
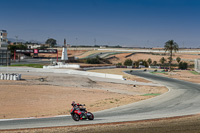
[[57, 50, 58, 62], [14, 50, 16, 60]]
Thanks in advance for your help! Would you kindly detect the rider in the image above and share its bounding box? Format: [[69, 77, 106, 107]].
[[71, 101, 84, 119]]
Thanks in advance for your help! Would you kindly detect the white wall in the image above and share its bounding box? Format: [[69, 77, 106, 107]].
[[43, 64, 80, 69], [42, 67, 123, 80]]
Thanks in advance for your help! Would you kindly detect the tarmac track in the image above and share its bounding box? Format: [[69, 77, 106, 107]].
[[0, 70, 200, 130]]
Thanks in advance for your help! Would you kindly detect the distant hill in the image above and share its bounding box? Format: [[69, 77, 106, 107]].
[[8, 38, 44, 44], [8, 38, 26, 43]]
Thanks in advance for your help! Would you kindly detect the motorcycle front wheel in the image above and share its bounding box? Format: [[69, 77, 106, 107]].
[[87, 112, 94, 120], [72, 114, 80, 121]]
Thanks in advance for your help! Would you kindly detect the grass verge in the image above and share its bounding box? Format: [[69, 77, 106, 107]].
[[150, 72, 168, 75], [10, 64, 43, 68], [189, 71, 199, 75], [141, 93, 161, 96]]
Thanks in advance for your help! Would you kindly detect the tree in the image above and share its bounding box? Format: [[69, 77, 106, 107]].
[[164, 40, 179, 71], [160, 57, 166, 65], [176, 57, 181, 64], [135, 59, 148, 68], [147, 58, 152, 65], [124, 59, 133, 66], [7, 44, 27, 55], [153, 61, 157, 66], [45, 38, 57, 48]]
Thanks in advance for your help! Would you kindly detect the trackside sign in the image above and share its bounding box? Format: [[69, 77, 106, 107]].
[[15, 49, 57, 53]]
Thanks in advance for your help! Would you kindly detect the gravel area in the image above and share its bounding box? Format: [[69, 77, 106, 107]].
[[0, 71, 167, 119]]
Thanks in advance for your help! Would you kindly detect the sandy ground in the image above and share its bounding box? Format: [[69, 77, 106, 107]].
[[107, 52, 200, 65], [0, 73, 167, 119]]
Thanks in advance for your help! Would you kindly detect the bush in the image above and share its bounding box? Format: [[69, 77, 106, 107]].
[[179, 62, 188, 70], [86, 58, 100, 64], [116, 62, 122, 66]]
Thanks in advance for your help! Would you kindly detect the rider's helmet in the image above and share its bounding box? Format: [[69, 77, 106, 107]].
[[71, 101, 75, 106]]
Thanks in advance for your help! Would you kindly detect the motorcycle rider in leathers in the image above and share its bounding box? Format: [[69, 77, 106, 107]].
[[71, 101, 84, 119]]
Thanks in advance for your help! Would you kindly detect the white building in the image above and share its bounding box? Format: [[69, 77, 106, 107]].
[[0, 30, 8, 49], [0, 30, 10, 65], [27, 44, 41, 49]]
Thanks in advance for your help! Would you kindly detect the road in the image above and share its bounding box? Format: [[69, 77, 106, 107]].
[[1, 70, 200, 130]]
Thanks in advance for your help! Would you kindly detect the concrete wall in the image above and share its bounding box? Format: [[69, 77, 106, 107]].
[[43, 65, 123, 79], [83, 66, 116, 70], [43, 64, 80, 69], [45, 69, 123, 80], [195, 59, 200, 72]]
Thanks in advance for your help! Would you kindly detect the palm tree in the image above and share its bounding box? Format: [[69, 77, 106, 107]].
[[164, 40, 179, 71]]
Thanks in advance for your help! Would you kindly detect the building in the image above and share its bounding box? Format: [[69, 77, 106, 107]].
[[0, 30, 11, 66], [27, 43, 41, 49], [0, 30, 8, 49]]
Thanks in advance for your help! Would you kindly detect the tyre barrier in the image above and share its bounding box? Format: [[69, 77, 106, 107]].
[[0, 73, 21, 80]]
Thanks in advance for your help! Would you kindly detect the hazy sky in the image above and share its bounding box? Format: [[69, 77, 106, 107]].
[[1, 0, 200, 47]]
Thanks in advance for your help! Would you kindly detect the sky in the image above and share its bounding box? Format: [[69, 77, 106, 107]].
[[1, 0, 200, 48]]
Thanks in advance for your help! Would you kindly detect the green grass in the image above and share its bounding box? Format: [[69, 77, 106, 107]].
[[141, 93, 161, 96], [189, 71, 199, 75], [10, 64, 43, 68], [150, 72, 168, 75]]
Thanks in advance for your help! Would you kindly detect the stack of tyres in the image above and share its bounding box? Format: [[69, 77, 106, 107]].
[[0, 73, 22, 81]]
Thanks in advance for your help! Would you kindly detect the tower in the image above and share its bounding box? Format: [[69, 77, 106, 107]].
[[61, 38, 68, 61]]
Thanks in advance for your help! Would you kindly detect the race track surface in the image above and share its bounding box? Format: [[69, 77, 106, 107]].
[[1, 70, 200, 130]]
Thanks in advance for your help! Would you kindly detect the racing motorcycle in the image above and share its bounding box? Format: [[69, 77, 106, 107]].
[[70, 104, 94, 121]]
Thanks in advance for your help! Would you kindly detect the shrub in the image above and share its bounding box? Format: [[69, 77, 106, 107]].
[[86, 58, 100, 64], [116, 62, 122, 66], [179, 62, 188, 70]]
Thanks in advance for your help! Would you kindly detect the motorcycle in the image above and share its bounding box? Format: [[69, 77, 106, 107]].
[[70, 104, 94, 121]]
